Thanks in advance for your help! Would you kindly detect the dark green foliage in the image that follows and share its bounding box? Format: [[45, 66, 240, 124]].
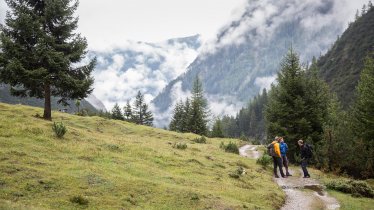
[[211, 118, 224, 138], [326, 179, 374, 198], [265, 50, 330, 162], [189, 76, 209, 135], [172, 142, 187, 150], [0, 0, 95, 120], [221, 142, 239, 154], [132, 91, 153, 126], [318, 7, 374, 108], [52, 122, 67, 138], [256, 154, 272, 169], [169, 76, 209, 135], [123, 100, 133, 122], [111, 103, 124, 120], [70, 195, 89, 205], [192, 136, 207, 144], [220, 89, 268, 142], [169, 100, 185, 132]]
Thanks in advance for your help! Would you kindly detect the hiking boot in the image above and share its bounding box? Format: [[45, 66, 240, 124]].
[[282, 175, 287, 178], [274, 175, 280, 178], [286, 173, 292, 176], [303, 175, 310, 178]]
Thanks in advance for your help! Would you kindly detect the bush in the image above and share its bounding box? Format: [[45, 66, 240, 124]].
[[229, 166, 246, 179], [256, 154, 272, 168], [172, 142, 187, 150], [52, 122, 67, 138], [70, 195, 89, 205], [326, 179, 374, 198], [221, 142, 239, 154], [193, 136, 207, 144]]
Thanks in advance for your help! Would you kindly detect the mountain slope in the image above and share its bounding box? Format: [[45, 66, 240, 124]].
[[0, 103, 284, 209], [318, 7, 374, 107], [0, 84, 100, 113], [152, 0, 366, 127]]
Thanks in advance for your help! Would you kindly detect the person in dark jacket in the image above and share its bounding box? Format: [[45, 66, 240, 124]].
[[279, 137, 292, 176], [298, 139, 311, 178]]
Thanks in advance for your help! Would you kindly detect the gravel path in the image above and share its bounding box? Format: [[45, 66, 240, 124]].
[[239, 145, 340, 210]]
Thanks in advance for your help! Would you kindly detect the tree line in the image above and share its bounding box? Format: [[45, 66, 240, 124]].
[[99, 91, 154, 126], [169, 76, 210, 136]]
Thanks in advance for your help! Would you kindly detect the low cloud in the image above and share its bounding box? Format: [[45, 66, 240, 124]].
[[254, 75, 277, 91], [92, 37, 201, 111]]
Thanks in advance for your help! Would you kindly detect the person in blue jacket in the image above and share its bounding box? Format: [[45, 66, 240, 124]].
[[279, 137, 292, 176]]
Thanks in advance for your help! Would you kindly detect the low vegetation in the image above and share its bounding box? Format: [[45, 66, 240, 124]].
[[0, 103, 284, 209], [326, 179, 374, 198], [220, 141, 239, 154], [52, 122, 67, 138], [256, 154, 272, 169]]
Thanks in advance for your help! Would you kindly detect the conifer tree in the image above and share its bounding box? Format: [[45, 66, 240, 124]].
[[141, 103, 154, 126], [132, 91, 153, 126], [169, 100, 184, 132], [111, 103, 124, 120], [189, 76, 209, 135], [123, 100, 133, 121], [211, 118, 224, 138], [352, 56, 374, 145], [182, 98, 191, 132], [265, 50, 310, 160], [0, 0, 95, 120]]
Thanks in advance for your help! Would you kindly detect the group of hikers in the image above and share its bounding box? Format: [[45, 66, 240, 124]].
[[267, 136, 312, 178]]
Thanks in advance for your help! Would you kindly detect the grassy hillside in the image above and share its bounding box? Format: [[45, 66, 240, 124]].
[[0, 103, 284, 210]]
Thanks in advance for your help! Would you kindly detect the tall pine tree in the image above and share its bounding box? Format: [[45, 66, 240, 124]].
[[132, 91, 153, 126], [123, 100, 133, 121], [111, 103, 124, 120], [169, 100, 184, 132], [265, 50, 310, 161], [0, 0, 95, 120], [189, 76, 209, 135]]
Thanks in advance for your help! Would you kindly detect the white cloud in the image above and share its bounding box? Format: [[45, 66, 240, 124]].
[[92, 39, 200, 111], [254, 75, 277, 91]]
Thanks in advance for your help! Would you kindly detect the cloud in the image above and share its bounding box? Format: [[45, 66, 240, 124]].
[[254, 75, 277, 91], [92, 38, 200, 111], [200, 0, 367, 56]]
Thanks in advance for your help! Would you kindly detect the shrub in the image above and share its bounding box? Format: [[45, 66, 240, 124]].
[[229, 166, 246, 179], [326, 179, 374, 198], [52, 122, 67, 138], [256, 154, 272, 168], [224, 142, 239, 154], [173, 142, 187, 150], [70, 195, 89, 205], [193, 136, 207, 144]]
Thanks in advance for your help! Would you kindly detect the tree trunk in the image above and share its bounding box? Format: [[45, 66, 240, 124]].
[[43, 82, 52, 120]]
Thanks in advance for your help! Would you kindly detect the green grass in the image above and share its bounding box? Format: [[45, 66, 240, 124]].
[[0, 103, 284, 209], [308, 168, 374, 210]]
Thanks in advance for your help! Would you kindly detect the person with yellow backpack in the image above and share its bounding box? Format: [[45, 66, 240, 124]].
[[267, 136, 286, 178]]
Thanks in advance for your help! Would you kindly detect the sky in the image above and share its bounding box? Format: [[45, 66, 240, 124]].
[[0, 0, 247, 50]]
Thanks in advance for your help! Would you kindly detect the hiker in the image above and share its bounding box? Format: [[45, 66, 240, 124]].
[[279, 137, 292, 176], [298, 139, 311, 178], [268, 136, 286, 178]]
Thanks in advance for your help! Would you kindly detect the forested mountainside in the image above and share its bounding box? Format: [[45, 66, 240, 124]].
[[0, 84, 99, 113], [152, 0, 348, 121], [318, 7, 374, 107]]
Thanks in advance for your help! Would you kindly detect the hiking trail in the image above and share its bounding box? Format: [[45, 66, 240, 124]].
[[239, 145, 340, 210]]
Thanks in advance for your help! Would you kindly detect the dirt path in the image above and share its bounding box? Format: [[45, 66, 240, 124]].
[[239, 145, 340, 210]]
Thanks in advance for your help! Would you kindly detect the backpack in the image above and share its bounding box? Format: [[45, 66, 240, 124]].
[[267, 143, 276, 157], [305, 144, 313, 158]]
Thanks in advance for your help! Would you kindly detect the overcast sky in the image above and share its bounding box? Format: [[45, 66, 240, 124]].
[[1, 0, 246, 49]]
